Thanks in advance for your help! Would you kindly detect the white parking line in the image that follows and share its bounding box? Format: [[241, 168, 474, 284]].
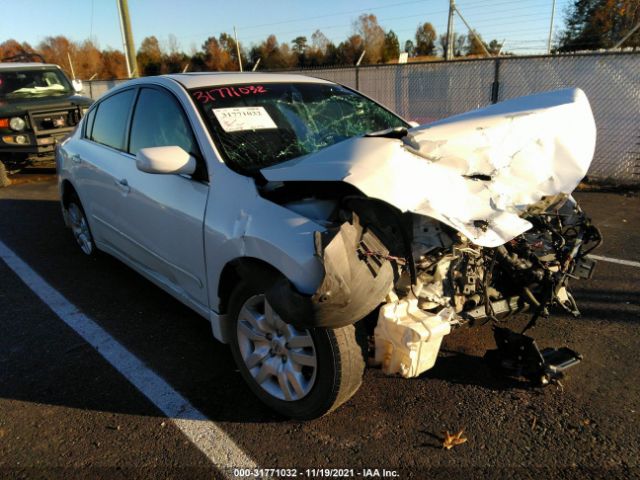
[[0, 240, 257, 475], [589, 254, 640, 269]]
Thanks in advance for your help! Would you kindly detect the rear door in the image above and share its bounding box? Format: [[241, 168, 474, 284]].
[[72, 88, 137, 251], [114, 86, 210, 313]]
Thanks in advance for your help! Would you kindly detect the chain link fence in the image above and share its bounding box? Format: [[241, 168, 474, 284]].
[[84, 52, 639, 185]]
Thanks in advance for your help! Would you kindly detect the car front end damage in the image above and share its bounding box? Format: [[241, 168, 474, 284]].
[[261, 88, 602, 381]]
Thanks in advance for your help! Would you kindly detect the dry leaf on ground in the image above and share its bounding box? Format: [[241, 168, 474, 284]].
[[442, 429, 467, 450]]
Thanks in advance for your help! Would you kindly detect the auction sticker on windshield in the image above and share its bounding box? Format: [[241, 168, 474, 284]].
[[213, 106, 277, 132]]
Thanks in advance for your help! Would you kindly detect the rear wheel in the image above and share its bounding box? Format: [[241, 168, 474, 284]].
[[228, 275, 366, 419], [0, 162, 10, 187], [66, 195, 96, 256]]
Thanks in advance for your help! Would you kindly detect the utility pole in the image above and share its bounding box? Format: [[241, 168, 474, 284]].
[[445, 0, 455, 60], [547, 0, 556, 54], [455, 6, 492, 57], [612, 21, 640, 49], [234, 27, 243, 72], [67, 52, 76, 80], [116, 0, 138, 77]]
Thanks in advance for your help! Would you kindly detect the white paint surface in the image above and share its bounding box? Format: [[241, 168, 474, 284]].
[[0, 239, 257, 474]]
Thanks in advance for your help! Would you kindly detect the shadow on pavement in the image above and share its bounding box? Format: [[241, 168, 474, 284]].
[[0, 196, 283, 424]]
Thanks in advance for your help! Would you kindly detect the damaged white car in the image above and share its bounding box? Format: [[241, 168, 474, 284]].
[[57, 73, 601, 419]]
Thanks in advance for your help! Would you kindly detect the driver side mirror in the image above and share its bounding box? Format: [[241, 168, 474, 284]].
[[136, 146, 196, 175]]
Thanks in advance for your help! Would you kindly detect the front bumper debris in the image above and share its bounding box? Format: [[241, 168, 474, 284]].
[[267, 213, 395, 329], [484, 327, 583, 385]]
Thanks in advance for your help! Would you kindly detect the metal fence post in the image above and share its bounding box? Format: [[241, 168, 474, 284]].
[[491, 57, 501, 104]]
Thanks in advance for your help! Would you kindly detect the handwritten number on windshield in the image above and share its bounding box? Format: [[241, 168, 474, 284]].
[[194, 85, 267, 104]]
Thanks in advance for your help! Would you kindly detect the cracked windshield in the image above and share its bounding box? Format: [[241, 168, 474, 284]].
[[0, 69, 73, 98], [192, 82, 407, 173]]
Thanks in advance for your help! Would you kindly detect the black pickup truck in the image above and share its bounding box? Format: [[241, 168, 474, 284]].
[[0, 61, 93, 185]]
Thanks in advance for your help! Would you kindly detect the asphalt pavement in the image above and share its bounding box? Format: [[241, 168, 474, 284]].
[[0, 172, 638, 479]]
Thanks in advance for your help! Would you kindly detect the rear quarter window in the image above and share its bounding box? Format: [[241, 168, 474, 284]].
[[83, 106, 97, 139]]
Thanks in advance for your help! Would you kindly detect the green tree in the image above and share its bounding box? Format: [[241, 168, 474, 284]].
[[291, 36, 308, 55], [488, 39, 503, 55], [137, 36, 163, 75], [415, 22, 437, 56], [404, 39, 415, 57], [291, 36, 308, 66], [559, 0, 640, 51], [382, 30, 400, 62]]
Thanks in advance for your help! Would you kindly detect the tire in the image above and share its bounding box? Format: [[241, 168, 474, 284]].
[[65, 194, 97, 256], [0, 162, 10, 187], [228, 275, 366, 419]]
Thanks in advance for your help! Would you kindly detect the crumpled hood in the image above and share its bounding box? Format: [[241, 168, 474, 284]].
[[261, 88, 596, 247]]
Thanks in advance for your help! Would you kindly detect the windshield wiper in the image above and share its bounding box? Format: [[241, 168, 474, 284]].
[[365, 126, 408, 139]]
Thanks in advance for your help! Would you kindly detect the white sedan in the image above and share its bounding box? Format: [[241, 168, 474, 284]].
[[57, 73, 600, 418]]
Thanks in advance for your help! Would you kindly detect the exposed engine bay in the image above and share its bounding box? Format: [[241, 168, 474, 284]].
[[260, 88, 602, 380], [265, 186, 601, 379]]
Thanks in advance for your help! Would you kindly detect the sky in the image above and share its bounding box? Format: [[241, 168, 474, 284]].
[[0, 0, 575, 56]]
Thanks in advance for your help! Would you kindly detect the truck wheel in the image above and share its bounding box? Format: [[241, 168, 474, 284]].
[[65, 195, 96, 256], [0, 162, 10, 187], [228, 277, 366, 419]]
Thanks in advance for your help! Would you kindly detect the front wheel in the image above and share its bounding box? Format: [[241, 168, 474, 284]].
[[228, 277, 366, 419]]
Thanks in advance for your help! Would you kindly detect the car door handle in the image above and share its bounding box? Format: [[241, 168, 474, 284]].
[[71, 154, 82, 164], [115, 178, 130, 193]]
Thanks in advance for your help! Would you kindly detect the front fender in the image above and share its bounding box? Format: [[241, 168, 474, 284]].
[[204, 172, 327, 313]]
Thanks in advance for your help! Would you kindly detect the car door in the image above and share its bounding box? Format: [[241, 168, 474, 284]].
[[71, 88, 137, 252], [115, 86, 210, 313]]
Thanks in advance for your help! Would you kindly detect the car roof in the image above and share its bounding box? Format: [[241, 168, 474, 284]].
[[163, 72, 334, 89], [0, 62, 61, 71]]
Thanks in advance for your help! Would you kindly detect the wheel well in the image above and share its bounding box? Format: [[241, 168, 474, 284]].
[[61, 180, 79, 208], [217, 257, 282, 314]]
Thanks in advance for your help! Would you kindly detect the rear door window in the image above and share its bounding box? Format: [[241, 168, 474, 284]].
[[90, 89, 136, 150]]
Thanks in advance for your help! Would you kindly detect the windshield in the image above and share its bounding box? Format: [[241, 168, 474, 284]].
[[191, 82, 408, 173], [0, 68, 73, 99]]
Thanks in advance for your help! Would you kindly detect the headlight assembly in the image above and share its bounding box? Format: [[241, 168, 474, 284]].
[[9, 117, 26, 131]]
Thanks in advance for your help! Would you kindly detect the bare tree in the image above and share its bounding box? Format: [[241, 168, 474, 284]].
[[353, 14, 385, 63]]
